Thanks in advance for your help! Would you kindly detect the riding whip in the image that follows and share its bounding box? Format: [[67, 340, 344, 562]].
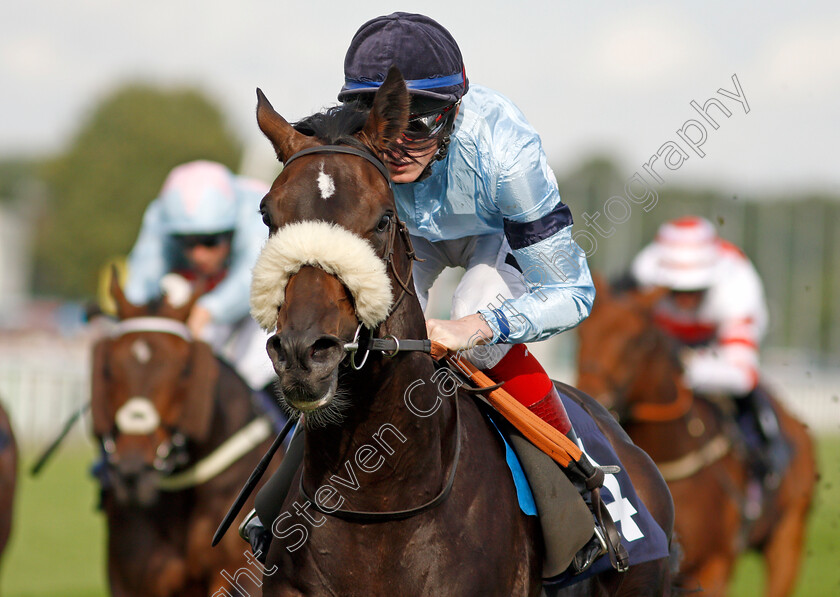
[[30, 402, 91, 476], [212, 417, 295, 546]]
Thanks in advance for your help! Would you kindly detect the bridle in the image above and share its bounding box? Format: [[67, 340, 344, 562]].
[[100, 318, 194, 481], [283, 144, 434, 368], [282, 144, 462, 522]]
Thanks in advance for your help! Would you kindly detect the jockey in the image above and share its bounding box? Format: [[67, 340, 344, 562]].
[[125, 161, 278, 403], [631, 216, 787, 482], [334, 12, 612, 573]]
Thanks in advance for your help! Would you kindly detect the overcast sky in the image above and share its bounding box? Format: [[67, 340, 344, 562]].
[[2, 1, 838, 196]]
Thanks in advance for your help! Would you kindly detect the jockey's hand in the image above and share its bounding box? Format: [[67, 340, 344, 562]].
[[426, 313, 494, 352], [187, 305, 213, 338]]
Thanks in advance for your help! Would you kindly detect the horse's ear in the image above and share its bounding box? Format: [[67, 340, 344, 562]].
[[361, 66, 409, 154], [159, 274, 205, 322], [110, 264, 144, 320], [591, 273, 611, 309], [178, 341, 219, 442], [91, 338, 113, 437], [256, 88, 311, 163], [633, 286, 668, 310]]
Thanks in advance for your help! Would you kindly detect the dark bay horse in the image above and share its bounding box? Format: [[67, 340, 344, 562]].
[[250, 66, 674, 596], [91, 276, 281, 596], [576, 278, 816, 596], [0, 400, 16, 572]]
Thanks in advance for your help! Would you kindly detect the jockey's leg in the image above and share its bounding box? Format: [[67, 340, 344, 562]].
[[485, 343, 571, 433], [734, 386, 791, 488], [482, 341, 626, 573]]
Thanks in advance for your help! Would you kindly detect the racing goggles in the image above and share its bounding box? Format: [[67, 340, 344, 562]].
[[406, 100, 460, 138], [174, 231, 233, 249]]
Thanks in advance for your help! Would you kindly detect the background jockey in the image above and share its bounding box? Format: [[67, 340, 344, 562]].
[[328, 12, 612, 573], [125, 160, 279, 404], [631, 216, 788, 484]]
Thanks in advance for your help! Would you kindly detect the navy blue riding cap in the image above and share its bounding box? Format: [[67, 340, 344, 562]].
[[338, 12, 469, 104]]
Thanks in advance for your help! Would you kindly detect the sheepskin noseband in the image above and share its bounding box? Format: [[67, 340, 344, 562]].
[[250, 220, 393, 331]]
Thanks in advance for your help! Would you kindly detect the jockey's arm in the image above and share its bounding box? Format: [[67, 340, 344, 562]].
[[484, 224, 594, 343], [478, 131, 594, 345], [425, 98, 593, 351], [683, 259, 769, 396], [683, 340, 760, 395], [195, 186, 268, 325], [125, 199, 171, 305]]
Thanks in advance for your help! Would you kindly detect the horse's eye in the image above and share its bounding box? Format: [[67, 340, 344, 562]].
[[376, 214, 391, 233], [259, 197, 272, 228]]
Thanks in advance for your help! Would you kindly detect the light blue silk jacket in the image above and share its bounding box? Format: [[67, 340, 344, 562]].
[[392, 85, 594, 343]]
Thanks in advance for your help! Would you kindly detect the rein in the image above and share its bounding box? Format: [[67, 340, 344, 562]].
[[585, 325, 694, 424], [630, 383, 694, 423], [300, 390, 462, 522]]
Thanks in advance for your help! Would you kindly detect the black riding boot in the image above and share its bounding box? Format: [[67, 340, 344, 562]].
[[240, 427, 305, 563], [736, 390, 789, 482], [564, 427, 630, 575], [735, 388, 791, 488]]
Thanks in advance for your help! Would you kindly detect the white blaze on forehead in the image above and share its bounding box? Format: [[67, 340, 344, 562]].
[[131, 339, 152, 364], [317, 163, 335, 200], [250, 220, 393, 331]]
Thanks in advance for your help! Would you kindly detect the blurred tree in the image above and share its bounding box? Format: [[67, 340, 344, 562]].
[[0, 158, 41, 202], [32, 83, 242, 298]]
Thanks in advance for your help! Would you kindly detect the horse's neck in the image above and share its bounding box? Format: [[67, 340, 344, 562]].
[[629, 348, 708, 458], [198, 360, 254, 456], [633, 351, 681, 407]]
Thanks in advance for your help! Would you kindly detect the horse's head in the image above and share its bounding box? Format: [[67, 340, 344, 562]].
[[576, 275, 670, 421], [91, 272, 218, 506], [250, 67, 422, 423]]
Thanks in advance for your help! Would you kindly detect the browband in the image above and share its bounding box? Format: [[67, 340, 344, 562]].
[[113, 317, 192, 341], [284, 145, 391, 185]]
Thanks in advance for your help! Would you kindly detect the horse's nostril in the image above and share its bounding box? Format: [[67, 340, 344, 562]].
[[267, 335, 287, 365], [310, 338, 341, 364]]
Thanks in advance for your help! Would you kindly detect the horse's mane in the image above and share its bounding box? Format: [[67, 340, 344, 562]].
[[293, 102, 371, 151], [293, 101, 416, 163]]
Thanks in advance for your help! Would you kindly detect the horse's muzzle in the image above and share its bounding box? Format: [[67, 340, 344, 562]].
[[267, 332, 345, 410], [109, 455, 161, 508]]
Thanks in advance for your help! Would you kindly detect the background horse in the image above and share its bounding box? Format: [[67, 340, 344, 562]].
[[576, 278, 816, 596], [0, 400, 16, 574], [250, 67, 674, 596], [91, 275, 281, 596]]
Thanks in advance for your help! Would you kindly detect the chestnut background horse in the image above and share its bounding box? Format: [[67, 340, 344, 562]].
[[91, 278, 281, 596], [250, 67, 674, 596], [576, 278, 816, 596]]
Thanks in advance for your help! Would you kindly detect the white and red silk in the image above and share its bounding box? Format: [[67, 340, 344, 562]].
[[634, 223, 768, 396]]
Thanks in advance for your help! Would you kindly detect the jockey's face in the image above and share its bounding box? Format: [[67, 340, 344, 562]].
[[669, 289, 705, 311], [385, 102, 460, 184], [385, 138, 439, 183], [183, 240, 231, 277]]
